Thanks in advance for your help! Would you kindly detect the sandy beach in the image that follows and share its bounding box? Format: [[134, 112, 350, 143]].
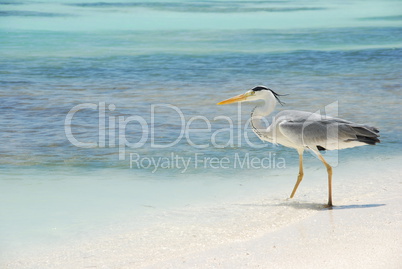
[[155, 197, 402, 269], [3, 157, 401, 269]]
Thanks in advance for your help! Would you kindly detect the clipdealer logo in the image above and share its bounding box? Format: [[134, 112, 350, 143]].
[[64, 101, 340, 171], [64, 102, 272, 158]]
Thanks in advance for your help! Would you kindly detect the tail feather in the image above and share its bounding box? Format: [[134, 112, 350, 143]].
[[354, 135, 380, 145], [346, 125, 380, 145]]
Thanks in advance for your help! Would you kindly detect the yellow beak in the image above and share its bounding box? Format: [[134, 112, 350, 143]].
[[217, 93, 248, 105]]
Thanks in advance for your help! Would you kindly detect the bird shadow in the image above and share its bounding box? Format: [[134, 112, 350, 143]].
[[233, 201, 386, 211], [328, 203, 386, 210], [275, 201, 386, 211]]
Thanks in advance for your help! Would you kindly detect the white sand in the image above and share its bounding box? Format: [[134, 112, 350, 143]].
[[3, 158, 402, 269], [153, 197, 402, 269]]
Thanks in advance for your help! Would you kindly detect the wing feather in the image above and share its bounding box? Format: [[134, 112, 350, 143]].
[[277, 112, 380, 150]]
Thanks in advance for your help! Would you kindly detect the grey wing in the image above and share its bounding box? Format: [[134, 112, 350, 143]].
[[278, 117, 380, 151]]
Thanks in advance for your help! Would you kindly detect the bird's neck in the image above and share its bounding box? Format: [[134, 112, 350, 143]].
[[251, 97, 276, 136], [254, 96, 276, 117]]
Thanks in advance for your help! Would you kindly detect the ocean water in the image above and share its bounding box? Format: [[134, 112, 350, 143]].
[[1, 0, 402, 266]]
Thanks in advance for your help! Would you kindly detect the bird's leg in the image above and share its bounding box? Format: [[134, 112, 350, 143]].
[[290, 153, 304, 198], [318, 154, 333, 207]]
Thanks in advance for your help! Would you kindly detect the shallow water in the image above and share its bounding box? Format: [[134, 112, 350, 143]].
[[1, 0, 402, 265]]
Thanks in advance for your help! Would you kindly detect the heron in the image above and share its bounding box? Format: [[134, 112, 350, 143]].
[[217, 86, 380, 207]]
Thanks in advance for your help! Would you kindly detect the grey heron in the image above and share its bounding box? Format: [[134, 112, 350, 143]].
[[217, 86, 380, 207]]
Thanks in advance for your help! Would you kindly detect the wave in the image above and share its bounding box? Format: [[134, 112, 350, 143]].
[[0, 10, 69, 17], [66, 2, 326, 13]]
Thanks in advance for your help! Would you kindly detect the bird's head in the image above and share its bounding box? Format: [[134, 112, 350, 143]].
[[217, 86, 285, 105]]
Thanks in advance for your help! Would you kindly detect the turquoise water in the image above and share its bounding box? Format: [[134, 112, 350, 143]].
[[1, 0, 402, 264]]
